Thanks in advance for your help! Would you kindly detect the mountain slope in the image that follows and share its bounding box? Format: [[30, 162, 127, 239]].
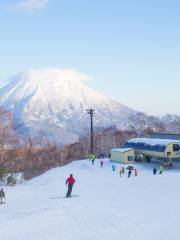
[[0, 68, 178, 143], [1, 159, 180, 240], [0, 69, 138, 143]]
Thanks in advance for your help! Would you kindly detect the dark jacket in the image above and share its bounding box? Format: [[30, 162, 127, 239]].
[[0, 189, 5, 198]]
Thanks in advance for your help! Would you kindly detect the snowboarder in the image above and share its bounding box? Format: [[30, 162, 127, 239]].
[[128, 169, 131, 178], [159, 165, 164, 174], [112, 164, 116, 172], [0, 189, 5, 204], [153, 167, 157, 175], [100, 160, 104, 168], [66, 174, 75, 198], [134, 168, 138, 176]]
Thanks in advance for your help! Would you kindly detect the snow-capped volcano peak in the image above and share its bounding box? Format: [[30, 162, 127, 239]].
[[0, 68, 138, 143], [1, 68, 115, 108], [12, 68, 92, 84], [0, 68, 130, 114]]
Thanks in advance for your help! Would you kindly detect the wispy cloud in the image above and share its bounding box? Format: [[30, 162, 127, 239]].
[[11, 0, 48, 13]]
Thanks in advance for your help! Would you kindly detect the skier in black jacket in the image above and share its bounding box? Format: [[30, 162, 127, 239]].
[[0, 189, 5, 204], [153, 168, 157, 175], [128, 170, 131, 178]]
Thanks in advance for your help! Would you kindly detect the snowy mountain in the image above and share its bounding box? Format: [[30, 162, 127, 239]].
[[1, 159, 180, 240], [0, 68, 179, 143]]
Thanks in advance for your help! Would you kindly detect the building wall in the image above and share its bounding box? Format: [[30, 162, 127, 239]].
[[134, 149, 165, 159], [166, 143, 180, 159], [111, 150, 135, 163], [134, 142, 180, 159]]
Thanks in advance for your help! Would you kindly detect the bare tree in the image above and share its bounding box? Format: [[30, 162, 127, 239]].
[[0, 108, 19, 180]]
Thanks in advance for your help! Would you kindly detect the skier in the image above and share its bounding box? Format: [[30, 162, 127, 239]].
[[100, 160, 104, 168], [112, 164, 116, 172], [119, 169, 122, 177], [65, 174, 75, 198], [134, 168, 138, 176], [92, 158, 95, 166], [122, 167, 125, 174], [0, 189, 5, 204], [159, 165, 164, 174], [153, 167, 157, 175], [128, 169, 131, 178], [90, 154, 96, 166]]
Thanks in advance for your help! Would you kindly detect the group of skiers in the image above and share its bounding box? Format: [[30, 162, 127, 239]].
[[0, 160, 167, 204], [98, 157, 165, 179], [90, 154, 104, 168], [153, 165, 164, 175], [112, 164, 138, 178]]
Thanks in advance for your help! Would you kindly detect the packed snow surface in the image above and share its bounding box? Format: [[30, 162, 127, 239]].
[[1, 159, 180, 240], [127, 137, 180, 146]]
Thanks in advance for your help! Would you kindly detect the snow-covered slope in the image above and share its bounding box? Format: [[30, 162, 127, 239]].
[[1, 159, 180, 240], [0, 69, 138, 143]]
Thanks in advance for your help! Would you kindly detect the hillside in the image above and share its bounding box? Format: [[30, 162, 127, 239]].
[[1, 159, 180, 240]]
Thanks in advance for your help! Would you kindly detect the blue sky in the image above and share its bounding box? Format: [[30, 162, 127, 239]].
[[0, 0, 180, 116]]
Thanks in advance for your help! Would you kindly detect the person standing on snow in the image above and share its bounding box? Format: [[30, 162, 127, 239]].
[[100, 160, 104, 168], [112, 164, 116, 172], [92, 158, 95, 165], [134, 169, 138, 176], [159, 165, 164, 174], [119, 169, 122, 177], [128, 169, 131, 178], [0, 189, 5, 204], [153, 167, 157, 175], [66, 174, 75, 198], [122, 167, 125, 174]]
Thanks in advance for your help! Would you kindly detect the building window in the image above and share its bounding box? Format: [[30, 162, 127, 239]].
[[173, 144, 180, 152], [128, 156, 134, 161], [167, 152, 171, 156]]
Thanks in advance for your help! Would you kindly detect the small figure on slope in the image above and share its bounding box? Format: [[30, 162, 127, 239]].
[[92, 159, 95, 165], [112, 164, 116, 172], [90, 154, 96, 166], [119, 169, 122, 177], [159, 165, 164, 174], [100, 160, 104, 168], [153, 167, 157, 175], [134, 169, 138, 176], [0, 189, 5, 204], [122, 167, 125, 174], [66, 174, 76, 198], [128, 169, 132, 178]]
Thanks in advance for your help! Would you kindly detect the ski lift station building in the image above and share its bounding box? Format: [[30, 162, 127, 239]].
[[110, 148, 135, 163], [124, 138, 180, 160], [111, 138, 180, 163]]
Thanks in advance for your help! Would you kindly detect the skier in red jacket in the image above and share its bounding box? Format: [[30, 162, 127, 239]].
[[66, 174, 75, 198]]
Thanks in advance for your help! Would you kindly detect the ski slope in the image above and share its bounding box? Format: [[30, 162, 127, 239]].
[[1, 159, 180, 240]]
